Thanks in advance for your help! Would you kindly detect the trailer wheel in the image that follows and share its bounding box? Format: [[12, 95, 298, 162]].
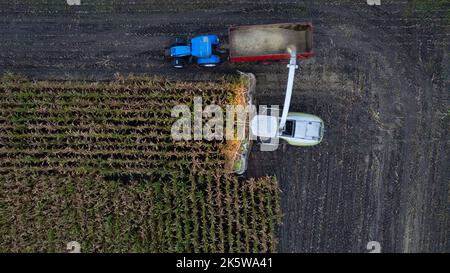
[[172, 58, 186, 69]]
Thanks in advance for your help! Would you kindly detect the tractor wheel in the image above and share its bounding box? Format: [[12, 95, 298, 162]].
[[172, 36, 187, 46], [164, 48, 171, 59], [199, 63, 217, 68], [172, 58, 186, 69]]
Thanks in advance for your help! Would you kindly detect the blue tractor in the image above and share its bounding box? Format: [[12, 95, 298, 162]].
[[166, 35, 222, 68]]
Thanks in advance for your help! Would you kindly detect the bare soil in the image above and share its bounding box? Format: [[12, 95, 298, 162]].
[[0, 0, 448, 252]]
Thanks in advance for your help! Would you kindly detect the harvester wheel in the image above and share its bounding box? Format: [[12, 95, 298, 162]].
[[172, 58, 186, 69]]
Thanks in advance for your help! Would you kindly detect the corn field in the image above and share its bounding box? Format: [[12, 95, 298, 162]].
[[0, 75, 282, 253]]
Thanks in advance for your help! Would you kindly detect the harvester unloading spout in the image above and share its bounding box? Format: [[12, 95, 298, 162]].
[[279, 46, 298, 131]]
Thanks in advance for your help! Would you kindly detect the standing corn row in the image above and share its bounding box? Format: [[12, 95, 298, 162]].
[[0, 75, 282, 252]]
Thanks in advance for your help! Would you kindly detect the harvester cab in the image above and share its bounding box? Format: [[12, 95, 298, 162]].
[[167, 35, 221, 68]]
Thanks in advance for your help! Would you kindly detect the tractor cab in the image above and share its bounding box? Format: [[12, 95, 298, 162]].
[[168, 35, 221, 68]]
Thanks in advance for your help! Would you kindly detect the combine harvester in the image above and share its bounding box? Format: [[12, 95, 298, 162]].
[[166, 23, 324, 174]]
